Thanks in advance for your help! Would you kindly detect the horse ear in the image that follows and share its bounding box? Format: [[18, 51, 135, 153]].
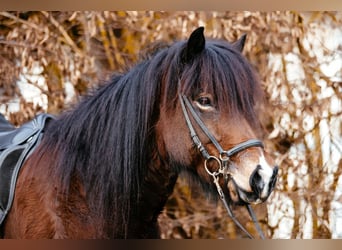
[[182, 26, 206, 63], [232, 34, 247, 52]]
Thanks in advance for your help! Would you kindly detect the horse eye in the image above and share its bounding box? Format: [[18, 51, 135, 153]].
[[196, 96, 212, 107]]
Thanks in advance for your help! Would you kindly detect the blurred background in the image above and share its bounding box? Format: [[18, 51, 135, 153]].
[[0, 11, 341, 239]]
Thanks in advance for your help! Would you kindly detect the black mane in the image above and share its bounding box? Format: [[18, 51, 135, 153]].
[[38, 36, 262, 238]]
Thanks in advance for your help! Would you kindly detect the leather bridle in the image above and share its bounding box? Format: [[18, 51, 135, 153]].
[[178, 93, 266, 239]]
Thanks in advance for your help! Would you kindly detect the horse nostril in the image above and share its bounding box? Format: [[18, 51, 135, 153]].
[[249, 165, 264, 196]]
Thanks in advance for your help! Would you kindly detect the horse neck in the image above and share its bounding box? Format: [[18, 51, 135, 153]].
[[125, 150, 178, 238]]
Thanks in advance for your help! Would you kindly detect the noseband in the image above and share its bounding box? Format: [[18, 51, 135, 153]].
[[179, 93, 266, 239]]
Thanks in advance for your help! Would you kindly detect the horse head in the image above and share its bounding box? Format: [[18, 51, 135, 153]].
[[157, 27, 278, 207]]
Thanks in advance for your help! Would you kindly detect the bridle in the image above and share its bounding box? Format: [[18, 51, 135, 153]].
[[178, 92, 266, 239]]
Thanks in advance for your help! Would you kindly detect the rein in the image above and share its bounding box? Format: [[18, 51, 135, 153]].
[[178, 93, 266, 239]]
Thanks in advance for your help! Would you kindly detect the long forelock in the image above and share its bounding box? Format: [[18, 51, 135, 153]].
[[179, 40, 262, 129]]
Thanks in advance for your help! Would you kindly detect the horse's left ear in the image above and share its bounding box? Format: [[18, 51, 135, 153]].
[[182, 26, 206, 63], [232, 34, 247, 52]]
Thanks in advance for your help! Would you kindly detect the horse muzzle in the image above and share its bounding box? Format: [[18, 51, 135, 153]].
[[227, 165, 278, 205]]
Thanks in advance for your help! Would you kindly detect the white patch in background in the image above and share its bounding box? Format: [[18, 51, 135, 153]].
[[64, 81, 76, 104], [330, 175, 342, 238], [17, 74, 48, 111], [267, 192, 295, 239]]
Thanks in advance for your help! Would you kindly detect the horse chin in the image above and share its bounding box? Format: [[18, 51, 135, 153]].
[[236, 189, 264, 205], [226, 178, 265, 205]]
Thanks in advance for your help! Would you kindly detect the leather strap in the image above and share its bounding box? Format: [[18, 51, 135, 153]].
[[179, 94, 264, 158], [178, 92, 266, 239]]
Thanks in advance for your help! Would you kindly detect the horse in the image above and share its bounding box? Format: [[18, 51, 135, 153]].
[[0, 27, 278, 239]]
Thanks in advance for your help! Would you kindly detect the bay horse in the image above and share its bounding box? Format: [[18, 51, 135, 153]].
[[0, 27, 278, 239]]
